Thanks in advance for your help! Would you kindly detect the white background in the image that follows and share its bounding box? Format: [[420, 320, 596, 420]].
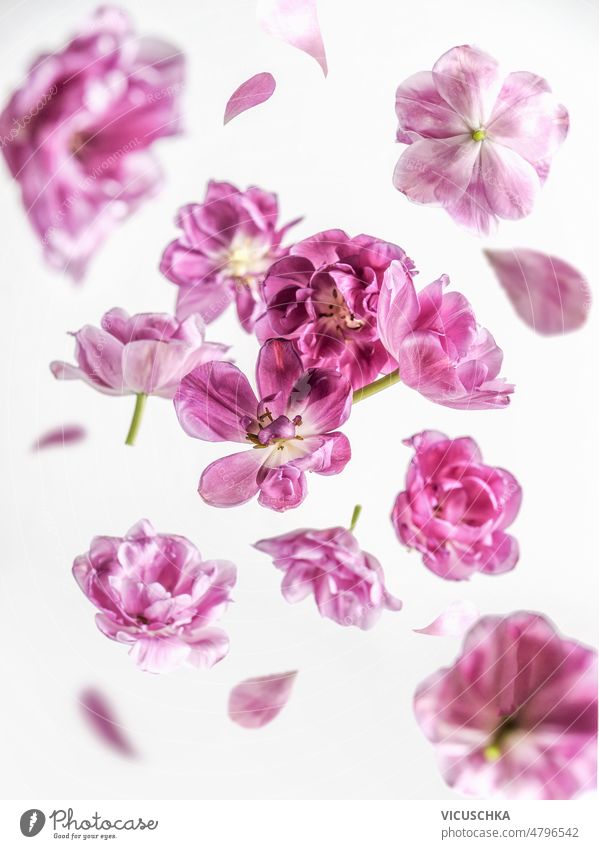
[[0, 0, 597, 802]]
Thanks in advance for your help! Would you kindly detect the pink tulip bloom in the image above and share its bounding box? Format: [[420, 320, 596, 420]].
[[0, 6, 184, 280], [160, 180, 300, 331], [377, 260, 513, 409], [73, 519, 237, 673], [393, 45, 569, 234], [255, 525, 402, 628], [415, 612, 597, 799], [393, 431, 522, 580], [174, 338, 352, 511], [256, 229, 414, 389]]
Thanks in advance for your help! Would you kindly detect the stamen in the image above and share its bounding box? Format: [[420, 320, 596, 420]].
[[472, 128, 486, 142]]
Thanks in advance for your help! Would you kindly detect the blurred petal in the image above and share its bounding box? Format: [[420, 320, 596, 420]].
[[257, 0, 327, 76], [79, 688, 136, 757], [32, 424, 87, 451], [485, 248, 591, 335], [414, 600, 480, 637], [224, 72, 276, 123], [228, 671, 297, 728]]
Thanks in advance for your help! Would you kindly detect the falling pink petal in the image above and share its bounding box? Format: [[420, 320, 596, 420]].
[[257, 0, 328, 76], [32, 424, 87, 451], [414, 600, 479, 637], [485, 248, 591, 335], [79, 688, 136, 757], [228, 671, 297, 729], [224, 72, 276, 124]]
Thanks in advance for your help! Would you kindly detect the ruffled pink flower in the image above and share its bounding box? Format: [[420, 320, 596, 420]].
[[0, 6, 184, 280], [50, 308, 227, 398], [255, 229, 414, 389], [393, 45, 569, 234], [378, 261, 513, 409], [393, 431, 522, 580], [73, 519, 236, 673], [174, 338, 352, 511], [415, 612, 597, 799], [254, 525, 402, 628], [160, 180, 300, 331]]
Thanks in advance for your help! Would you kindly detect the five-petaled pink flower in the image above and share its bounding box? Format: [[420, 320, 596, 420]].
[[0, 6, 185, 280], [378, 260, 513, 409], [174, 338, 352, 511], [255, 523, 402, 629], [160, 180, 300, 331], [256, 229, 413, 389], [393, 45, 569, 234], [393, 430, 522, 580], [414, 612, 597, 799], [73, 519, 237, 673]]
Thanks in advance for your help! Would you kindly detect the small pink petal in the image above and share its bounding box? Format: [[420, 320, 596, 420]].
[[414, 600, 479, 637], [228, 671, 297, 729], [257, 0, 328, 76], [79, 688, 136, 757], [224, 72, 276, 124], [485, 248, 591, 335], [32, 424, 87, 451]]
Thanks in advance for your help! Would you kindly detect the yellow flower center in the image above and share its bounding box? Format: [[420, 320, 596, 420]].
[[472, 128, 487, 142]]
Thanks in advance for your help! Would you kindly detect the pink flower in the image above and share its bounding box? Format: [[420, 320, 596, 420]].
[[392, 431, 522, 580], [174, 338, 352, 511], [160, 180, 300, 331], [0, 7, 184, 280], [256, 229, 414, 388], [378, 261, 513, 409], [73, 519, 236, 673], [393, 45, 569, 234], [50, 308, 227, 397], [254, 524, 402, 628], [414, 612, 597, 799]]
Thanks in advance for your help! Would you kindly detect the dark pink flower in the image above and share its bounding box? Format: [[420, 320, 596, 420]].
[[174, 338, 352, 511], [393, 431, 522, 580], [378, 261, 513, 409], [415, 612, 597, 799], [393, 45, 569, 234], [254, 525, 402, 628], [50, 308, 227, 397], [160, 180, 300, 331], [256, 229, 414, 389], [73, 519, 236, 673], [0, 7, 184, 280]]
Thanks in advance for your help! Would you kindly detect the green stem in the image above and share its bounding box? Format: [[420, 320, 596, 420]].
[[125, 393, 148, 446], [349, 504, 362, 533], [352, 369, 401, 404]]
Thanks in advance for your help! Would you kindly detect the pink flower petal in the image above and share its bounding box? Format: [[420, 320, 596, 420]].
[[257, 0, 327, 76], [224, 72, 276, 124], [79, 688, 136, 757], [32, 424, 87, 451], [414, 601, 480, 637], [228, 671, 298, 728], [484, 248, 591, 335]]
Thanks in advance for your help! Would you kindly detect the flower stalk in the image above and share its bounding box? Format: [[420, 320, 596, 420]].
[[125, 393, 148, 446], [349, 504, 362, 532], [352, 369, 400, 404]]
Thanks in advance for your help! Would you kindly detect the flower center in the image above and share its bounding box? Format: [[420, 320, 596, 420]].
[[245, 409, 304, 450], [483, 714, 519, 761], [472, 128, 486, 142], [318, 286, 365, 333], [226, 238, 271, 281]]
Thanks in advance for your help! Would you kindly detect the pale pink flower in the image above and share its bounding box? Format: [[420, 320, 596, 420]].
[[393, 45, 569, 234], [415, 612, 597, 799], [73, 519, 236, 673], [0, 6, 184, 279]]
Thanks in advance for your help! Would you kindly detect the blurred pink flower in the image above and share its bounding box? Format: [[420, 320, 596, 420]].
[[160, 180, 300, 331], [485, 248, 591, 335], [174, 338, 352, 511], [228, 671, 297, 729], [0, 6, 184, 279], [73, 519, 236, 673], [378, 261, 513, 409], [415, 612, 597, 799], [393, 45, 569, 234], [255, 523, 402, 628], [256, 229, 414, 389], [393, 431, 522, 580]]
